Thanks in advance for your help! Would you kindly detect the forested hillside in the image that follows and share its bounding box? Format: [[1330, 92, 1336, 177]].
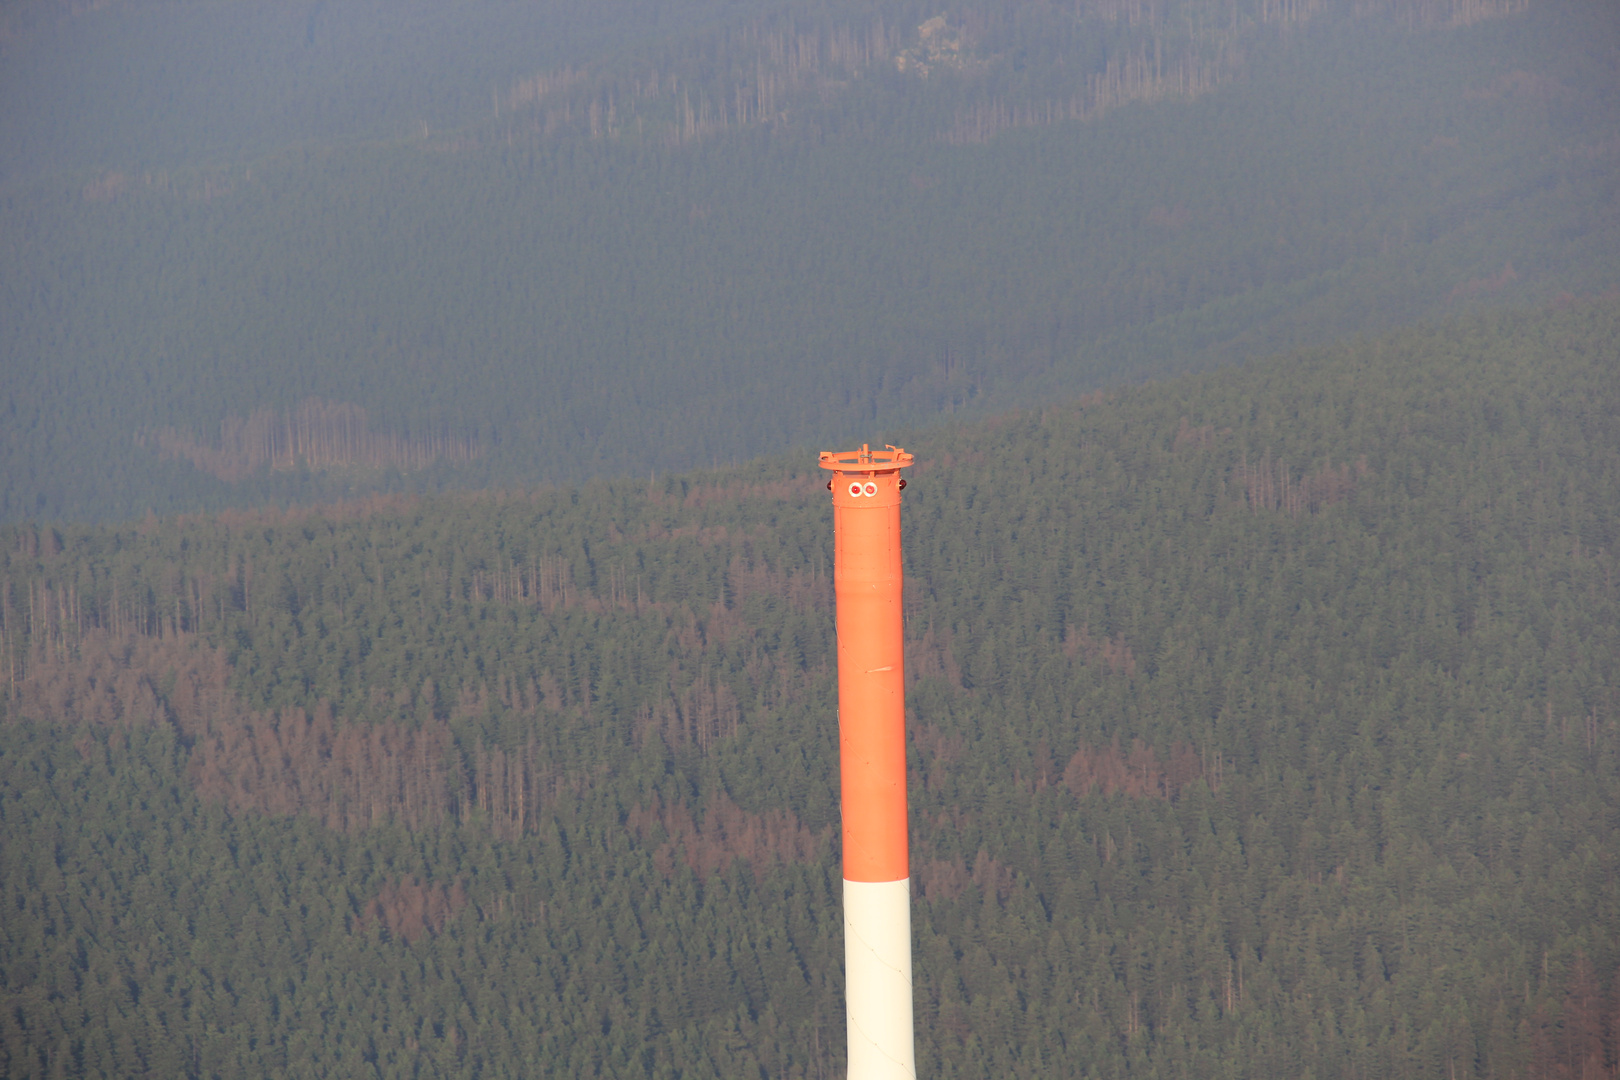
[[3, 0, 1616, 521], [1, 300, 1616, 1077]]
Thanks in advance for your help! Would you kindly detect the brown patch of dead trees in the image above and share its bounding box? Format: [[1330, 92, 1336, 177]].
[[1063, 624, 1137, 676], [146, 398, 480, 482], [633, 674, 742, 753], [629, 792, 828, 881], [357, 877, 470, 943], [1173, 416, 1219, 451], [1063, 736, 1212, 799], [913, 850, 1018, 904], [1235, 451, 1370, 517], [908, 627, 965, 688], [8, 628, 228, 734], [5, 627, 587, 840], [1527, 952, 1619, 1080], [943, 46, 1230, 145], [190, 704, 462, 834]]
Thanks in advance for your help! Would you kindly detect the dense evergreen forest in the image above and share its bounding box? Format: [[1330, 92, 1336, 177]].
[[2, 0, 1617, 521], [1, 300, 1616, 1077]]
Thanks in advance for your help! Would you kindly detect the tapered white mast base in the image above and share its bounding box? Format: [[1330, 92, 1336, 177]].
[[844, 877, 916, 1079]]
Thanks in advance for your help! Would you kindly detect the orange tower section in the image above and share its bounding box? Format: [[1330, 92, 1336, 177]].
[[819, 443, 916, 1080]]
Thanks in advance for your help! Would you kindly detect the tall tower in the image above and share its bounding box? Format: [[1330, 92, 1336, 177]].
[[819, 444, 917, 1080]]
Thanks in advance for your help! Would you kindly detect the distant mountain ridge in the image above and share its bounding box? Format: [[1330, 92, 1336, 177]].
[[1, 0, 1615, 522]]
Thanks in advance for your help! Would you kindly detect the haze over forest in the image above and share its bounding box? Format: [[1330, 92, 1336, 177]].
[[2, 0, 1616, 522], [1, 0, 1617, 1078]]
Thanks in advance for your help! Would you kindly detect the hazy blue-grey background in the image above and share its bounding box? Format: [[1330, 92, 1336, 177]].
[[3, 0, 1616, 522]]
